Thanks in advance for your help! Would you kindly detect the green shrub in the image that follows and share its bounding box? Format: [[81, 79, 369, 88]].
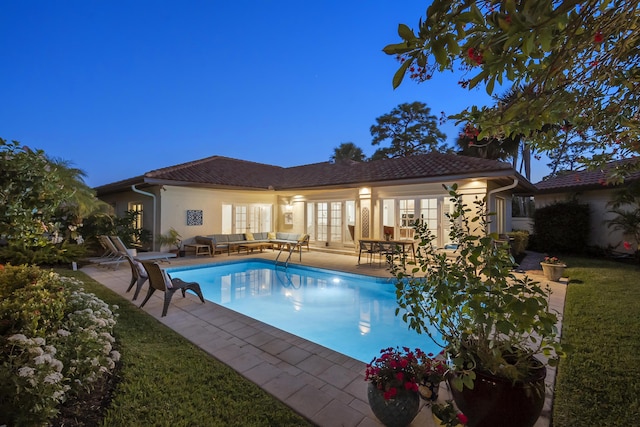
[[533, 201, 590, 253], [508, 230, 530, 255], [0, 242, 87, 266], [0, 264, 119, 426]]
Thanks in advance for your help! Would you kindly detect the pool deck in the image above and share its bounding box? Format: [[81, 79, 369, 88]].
[[81, 249, 566, 427]]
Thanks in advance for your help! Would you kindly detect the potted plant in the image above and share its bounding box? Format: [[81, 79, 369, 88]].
[[390, 184, 564, 427], [414, 350, 447, 401], [431, 400, 468, 426], [364, 347, 421, 427], [158, 227, 183, 256], [540, 256, 567, 281]]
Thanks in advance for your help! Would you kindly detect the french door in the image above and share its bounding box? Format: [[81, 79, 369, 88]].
[[222, 204, 272, 234], [309, 201, 351, 245]]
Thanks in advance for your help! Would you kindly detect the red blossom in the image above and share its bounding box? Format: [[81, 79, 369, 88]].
[[624, 241, 633, 250], [457, 413, 469, 424], [384, 387, 397, 400], [594, 31, 604, 43], [467, 47, 483, 65]]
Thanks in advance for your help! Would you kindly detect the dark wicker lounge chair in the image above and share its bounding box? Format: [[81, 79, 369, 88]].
[[138, 260, 205, 317]]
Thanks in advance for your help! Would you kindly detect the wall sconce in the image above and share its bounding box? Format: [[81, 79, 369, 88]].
[[285, 203, 293, 212]]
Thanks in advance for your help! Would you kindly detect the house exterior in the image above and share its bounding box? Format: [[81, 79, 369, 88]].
[[534, 158, 640, 253], [95, 152, 536, 252]]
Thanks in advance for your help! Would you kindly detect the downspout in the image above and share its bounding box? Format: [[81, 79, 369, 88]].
[[486, 177, 519, 235], [131, 185, 157, 250]]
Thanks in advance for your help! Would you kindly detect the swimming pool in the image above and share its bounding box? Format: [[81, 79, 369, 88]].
[[167, 260, 439, 363]]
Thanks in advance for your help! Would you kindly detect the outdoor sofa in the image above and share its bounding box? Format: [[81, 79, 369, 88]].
[[195, 232, 308, 256]]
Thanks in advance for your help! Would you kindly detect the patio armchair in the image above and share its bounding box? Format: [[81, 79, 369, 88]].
[[358, 240, 377, 265], [138, 260, 205, 317]]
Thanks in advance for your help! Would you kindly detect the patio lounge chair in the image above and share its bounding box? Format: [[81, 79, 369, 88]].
[[87, 235, 126, 267], [138, 260, 205, 317], [109, 236, 177, 264], [124, 254, 149, 301]]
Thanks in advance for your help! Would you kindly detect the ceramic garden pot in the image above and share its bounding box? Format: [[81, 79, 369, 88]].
[[448, 359, 547, 427], [367, 383, 420, 427], [540, 262, 567, 281]]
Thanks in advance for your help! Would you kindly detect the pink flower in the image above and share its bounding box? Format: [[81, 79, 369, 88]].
[[624, 241, 633, 250], [457, 413, 469, 424]]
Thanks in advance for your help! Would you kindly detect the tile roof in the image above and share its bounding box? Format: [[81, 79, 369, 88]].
[[95, 152, 523, 193], [535, 157, 640, 193]]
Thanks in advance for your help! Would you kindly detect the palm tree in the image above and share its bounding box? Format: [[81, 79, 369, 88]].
[[330, 142, 366, 163]]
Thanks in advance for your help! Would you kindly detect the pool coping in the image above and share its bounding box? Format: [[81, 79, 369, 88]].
[[82, 250, 565, 427]]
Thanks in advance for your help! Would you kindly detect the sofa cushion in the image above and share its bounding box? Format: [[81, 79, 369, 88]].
[[276, 232, 300, 241], [227, 233, 245, 243], [268, 231, 276, 240], [253, 232, 268, 240], [213, 234, 229, 243], [245, 232, 254, 241]]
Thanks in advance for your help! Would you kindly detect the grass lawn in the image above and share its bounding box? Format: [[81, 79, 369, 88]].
[[552, 257, 640, 426], [59, 270, 312, 427]]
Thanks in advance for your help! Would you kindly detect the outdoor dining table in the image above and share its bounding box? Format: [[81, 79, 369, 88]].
[[357, 238, 416, 265]]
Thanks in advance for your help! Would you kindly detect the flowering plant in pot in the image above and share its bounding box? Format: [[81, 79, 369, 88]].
[[364, 346, 421, 399], [542, 256, 564, 265], [432, 400, 468, 426], [414, 350, 447, 401], [540, 256, 567, 281], [390, 184, 565, 426], [364, 347, 422, 427]]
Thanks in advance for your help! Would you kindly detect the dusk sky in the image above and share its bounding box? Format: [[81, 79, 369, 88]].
[[1, 1, 549, 188]]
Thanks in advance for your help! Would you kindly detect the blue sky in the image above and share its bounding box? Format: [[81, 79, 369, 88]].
[[1, 0, 549, 187]]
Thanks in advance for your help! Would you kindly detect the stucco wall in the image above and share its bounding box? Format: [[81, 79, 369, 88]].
[[159, 186, 279, 247]]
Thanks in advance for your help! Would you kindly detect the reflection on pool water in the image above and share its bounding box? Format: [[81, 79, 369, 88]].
[[167, 259, 439, 362]]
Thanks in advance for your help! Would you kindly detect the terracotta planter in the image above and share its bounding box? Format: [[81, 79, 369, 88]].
[[367, 383, 420, 427], [448, 360, 546, 427], [540, 262, 566, 281]]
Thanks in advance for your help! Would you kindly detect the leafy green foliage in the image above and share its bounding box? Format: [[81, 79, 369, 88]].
[[0, 241, 87, 266], [606, 181, 640, 260], [383, 1, 640, 174], [391, 184, 563, 389], [82, 210, 152, 253], [0, 138, 109, 264], [507, 230, 530, 256], [0, 265, 119, 426], [533, 201, 590, 253]]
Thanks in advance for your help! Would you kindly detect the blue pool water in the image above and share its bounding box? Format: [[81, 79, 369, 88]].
[[167, 260, 439, 363]]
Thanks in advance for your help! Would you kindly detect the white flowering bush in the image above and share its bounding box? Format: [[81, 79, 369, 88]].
[[0, 264, 120, 426]]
